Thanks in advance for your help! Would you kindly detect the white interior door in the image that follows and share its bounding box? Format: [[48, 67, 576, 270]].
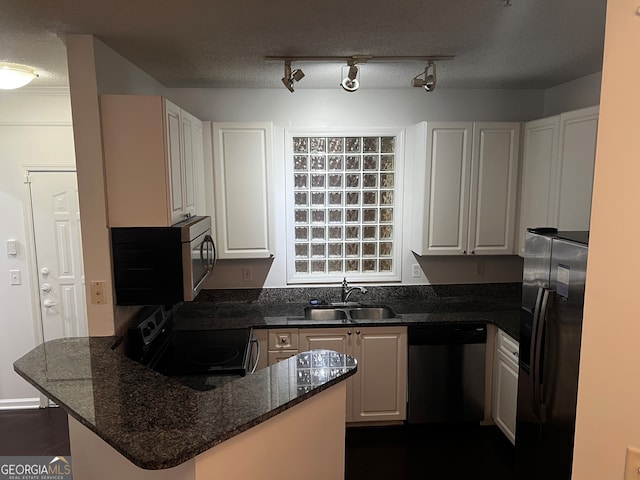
[[29, 171, 88, 341]]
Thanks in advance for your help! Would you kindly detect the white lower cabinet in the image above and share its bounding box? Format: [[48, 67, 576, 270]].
[[299, 326, 407, 424], [492, 329, 519, 444]]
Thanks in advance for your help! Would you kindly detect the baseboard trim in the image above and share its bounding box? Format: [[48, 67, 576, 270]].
[[0, 398, 41, 410]]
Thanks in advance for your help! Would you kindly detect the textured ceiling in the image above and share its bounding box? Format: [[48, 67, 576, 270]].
[[0, 0, 607, 90]]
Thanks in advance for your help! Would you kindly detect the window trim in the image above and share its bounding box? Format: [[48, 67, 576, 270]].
[[284, 127, 405, 285]]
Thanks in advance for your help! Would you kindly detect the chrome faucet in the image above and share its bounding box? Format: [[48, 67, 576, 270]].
[[341, 277, 367, 303]]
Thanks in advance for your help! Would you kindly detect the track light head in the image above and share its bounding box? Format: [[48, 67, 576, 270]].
[[423, 73, 436, 92], [341, 63, 359, 92], [281, 60, 304, 93], [292, 68, 305, 82], [412, 61, 437, 92]]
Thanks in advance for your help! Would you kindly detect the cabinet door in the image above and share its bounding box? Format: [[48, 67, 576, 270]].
[[165, 99, 186, 225], [517, 115, 561, 255], [468, 123, 520, 255], [414, 122, 473, 255], [555, 106, 599, 231], [212, 122, 274, 259], [351, 327, 407, 423], [493, 349, 519, 445], [192, 119, 205, 216], [299, 328, 354, 420], [180, 110, 199, 218]]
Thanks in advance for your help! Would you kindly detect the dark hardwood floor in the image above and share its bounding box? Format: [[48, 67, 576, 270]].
[[0, 407, 70, 456], [0, 408, 514, 479], [345, 423, 515, 480]]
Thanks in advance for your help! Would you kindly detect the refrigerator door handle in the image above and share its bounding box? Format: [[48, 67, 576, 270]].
[[529, 287, 545, 370], [532, 287, 551, 422]]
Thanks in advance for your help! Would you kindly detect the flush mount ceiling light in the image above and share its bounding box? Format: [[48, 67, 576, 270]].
[[281, 60, 305, 93], [341, 62, 360, 92], [412, 61, 437, 92], [0, 63, 38, 90], [266, 55, 454, 91]]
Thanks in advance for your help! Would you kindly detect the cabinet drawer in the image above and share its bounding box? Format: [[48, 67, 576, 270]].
[[268, 329, 299, 350], [497, 330, 519, 367], [268, 350, 299, 365]]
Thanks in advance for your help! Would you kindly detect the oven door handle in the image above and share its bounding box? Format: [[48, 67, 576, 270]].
[[250, 336, 260, 374]]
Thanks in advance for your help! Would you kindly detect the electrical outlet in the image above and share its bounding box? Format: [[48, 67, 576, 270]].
[[9, 269, 21, 285], [90, 281, 106, 305], [411, 264, 422, 278], [475, 260, 485, 277], [242, 267, 253, 282], [624, 446, 640, 480]]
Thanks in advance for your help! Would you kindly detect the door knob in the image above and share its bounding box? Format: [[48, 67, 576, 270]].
[[43, 299, 57, 308], [40, 283, 51, 292], [40, 267, 50, 276]]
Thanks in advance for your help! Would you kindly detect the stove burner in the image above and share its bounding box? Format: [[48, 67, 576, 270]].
[[187, 345, 240, 367]]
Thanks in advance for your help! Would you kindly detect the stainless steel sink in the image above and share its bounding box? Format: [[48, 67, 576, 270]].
[[303, 306, 349, 320], [348, 306, 396, 320], [303, 305, 397, 321]]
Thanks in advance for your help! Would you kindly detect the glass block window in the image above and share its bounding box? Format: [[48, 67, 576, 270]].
[[289, 134, 400, 282]]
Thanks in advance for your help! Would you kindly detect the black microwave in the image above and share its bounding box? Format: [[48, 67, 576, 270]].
[[111, 216, 216, 305]]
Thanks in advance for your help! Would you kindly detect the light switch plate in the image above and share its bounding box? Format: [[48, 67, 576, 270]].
[[7, 239, 17, 256], [624, 446, 640, 480]]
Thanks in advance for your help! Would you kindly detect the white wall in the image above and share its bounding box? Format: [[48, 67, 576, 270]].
[[0, 88, 75, 408], [543, 71, 602, 117]]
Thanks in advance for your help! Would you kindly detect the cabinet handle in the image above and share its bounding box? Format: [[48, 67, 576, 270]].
[[471, 250, 475, 255], [356, 330, 361, 335], [463, 250, 467, 255], [347, 331, 352, 336]]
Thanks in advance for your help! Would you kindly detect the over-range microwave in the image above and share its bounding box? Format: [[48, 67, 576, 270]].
[[111, 216, 216, 305]]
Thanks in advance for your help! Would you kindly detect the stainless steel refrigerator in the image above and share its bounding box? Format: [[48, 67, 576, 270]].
[[515, 228, 589, 480]]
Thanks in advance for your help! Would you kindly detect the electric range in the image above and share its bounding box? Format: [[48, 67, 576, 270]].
[[127, 306, 258, 391]]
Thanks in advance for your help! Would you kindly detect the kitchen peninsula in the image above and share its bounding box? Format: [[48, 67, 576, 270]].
[[14, 338, 356, 480]]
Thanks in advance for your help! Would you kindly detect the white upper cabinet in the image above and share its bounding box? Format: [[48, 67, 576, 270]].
[[180, 109, 202, 218], [101, 95, 204, 227], [517, 106, 598, 255], [412, 121, 520, 255], [555, 107, 599, 230], [212, 122, 274, 259], [469, 123, 521, 254]]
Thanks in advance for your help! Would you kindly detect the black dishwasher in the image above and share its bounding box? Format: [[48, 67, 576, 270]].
[[407, 323, 487, 424]]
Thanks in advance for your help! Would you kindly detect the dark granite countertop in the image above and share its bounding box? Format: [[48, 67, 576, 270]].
[[13, 338, 356, 470], [13, 284, 521, 470], [174, 301, 521, 341]]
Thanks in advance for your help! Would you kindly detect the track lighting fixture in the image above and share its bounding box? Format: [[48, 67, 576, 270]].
[[267, 55, 453, 91], [341, 62, 359, 92], [281, 60, 305, 93], [412, 61, 437, 92]]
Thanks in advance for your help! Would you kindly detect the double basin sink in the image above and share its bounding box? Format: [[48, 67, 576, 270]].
[[303, 304, 397, 322]]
